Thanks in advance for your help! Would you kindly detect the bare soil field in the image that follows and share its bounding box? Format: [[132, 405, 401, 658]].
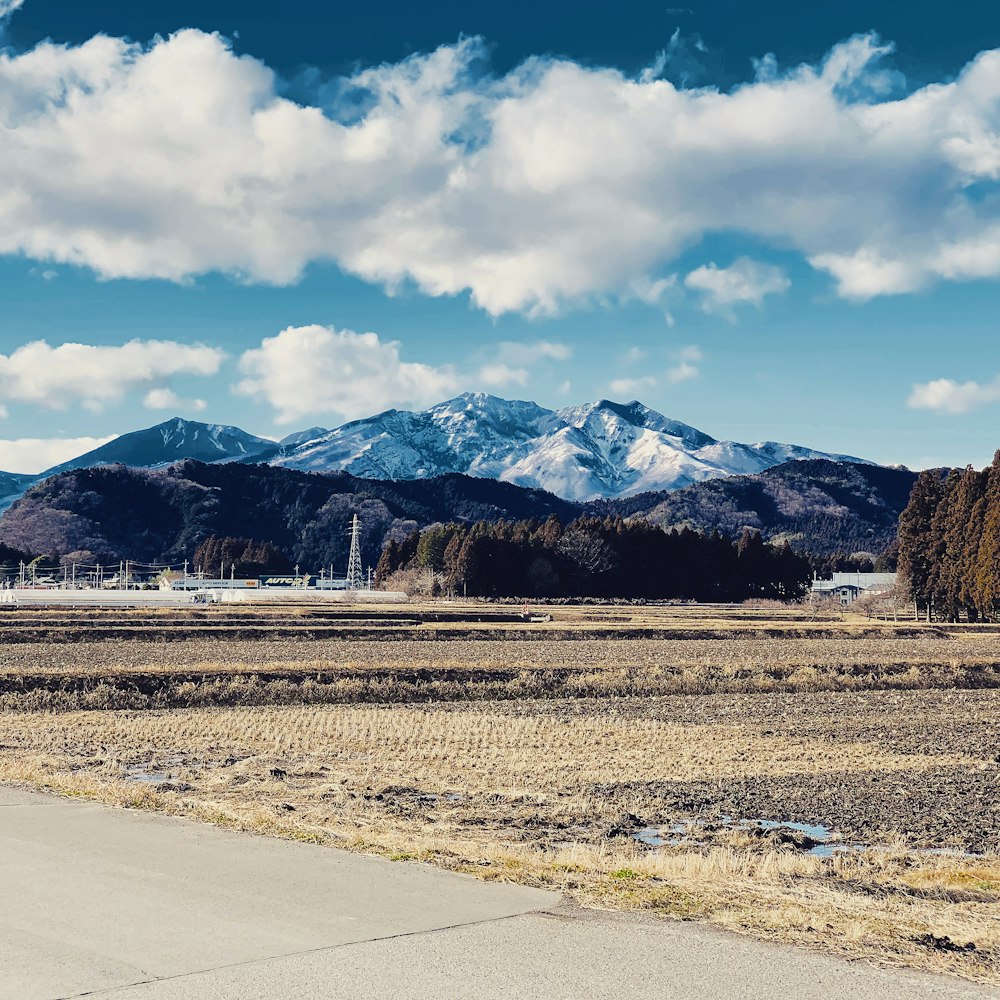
[[1, 603, 998, 984]]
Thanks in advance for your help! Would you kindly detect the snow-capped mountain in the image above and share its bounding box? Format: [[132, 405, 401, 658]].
[[40, 419, 279, 479], [0, 418, 280, 513], [0, 399, 872, 511], [273, 394, 869, 501]]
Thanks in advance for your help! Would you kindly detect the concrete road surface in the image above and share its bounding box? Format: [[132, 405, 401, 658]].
[[0, 786, 992, 1000]]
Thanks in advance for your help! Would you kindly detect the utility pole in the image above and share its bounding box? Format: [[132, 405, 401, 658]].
[[347, 514, 363, 591]]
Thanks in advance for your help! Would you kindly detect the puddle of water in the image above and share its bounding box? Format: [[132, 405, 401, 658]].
[[741, 818, 832, 840], [125, 768, 171, 784], [633, 823, 689, 847], [734, 818, 846, 856], [633, 817, 981, 860], [634, 816, 854, 857]]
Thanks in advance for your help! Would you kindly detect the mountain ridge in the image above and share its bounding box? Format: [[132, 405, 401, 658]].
[[0, 457, 911, 564], [0, 395, 874, 506], [271, 392, 871, 500]]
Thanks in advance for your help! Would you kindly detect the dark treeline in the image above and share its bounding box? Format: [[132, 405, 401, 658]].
[[376, 515, 811, 600], [898, 452, 1000, 621]]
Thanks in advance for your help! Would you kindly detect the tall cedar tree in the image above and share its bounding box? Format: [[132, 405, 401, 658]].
[[975, 451, 1000, 619], [898, 451, 1000, 621], [897, 470, 946, 615]]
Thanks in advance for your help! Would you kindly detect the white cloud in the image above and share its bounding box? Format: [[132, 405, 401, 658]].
[[476, 340, 570, 388], [143, 388, 208, 412], [609, 375, 658, 396], [684, 258, 790, 318], [0, 436, 116, 474], [908, 376, 1000, 414], [4, 31, 1000, 311], [234, 324, 458, 424], [478, 363, 528, 387], [610, 344, 702, 395], [628, 275, 678, 325], [0, 339, 225, 411], [666, 344, 702, 383], [0, 0, 25, 20]]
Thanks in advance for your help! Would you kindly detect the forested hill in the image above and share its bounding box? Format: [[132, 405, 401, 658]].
[[600, 459, 917, 558], [0, 461, 578, 568], [0, 457, 915, 566]]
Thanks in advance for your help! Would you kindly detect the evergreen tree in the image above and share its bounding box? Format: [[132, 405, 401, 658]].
[[974, 451, 1000, 620], [898, 470, 946, 617]]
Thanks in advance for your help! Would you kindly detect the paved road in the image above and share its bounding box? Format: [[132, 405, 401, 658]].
[[1, 786, 992, 999]]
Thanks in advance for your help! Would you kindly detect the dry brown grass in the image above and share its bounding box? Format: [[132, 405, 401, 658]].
[[2, 606, 999, 983], [2, 691, 999, 983], [4, 632, 1000, 712]]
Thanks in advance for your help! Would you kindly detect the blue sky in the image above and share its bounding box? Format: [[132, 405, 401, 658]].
[[0, 0, 998, 473]]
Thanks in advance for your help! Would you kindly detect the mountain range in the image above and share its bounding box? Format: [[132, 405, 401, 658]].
[[0, 457, 914, 565], [0, 394, 870, 506]]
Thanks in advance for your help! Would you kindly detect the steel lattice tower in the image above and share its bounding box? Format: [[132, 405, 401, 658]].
[[347, 514, 364, 590]]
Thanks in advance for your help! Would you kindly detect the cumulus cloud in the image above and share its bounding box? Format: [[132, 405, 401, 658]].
[[0, 339, 225, 411], [0, 436, 116, 475], [234, 324, 458, 424], [908, 376, 1000, 414], [684, 259, 790, 318], [4, 31, 1000, 312], [143, 388, 208, 412]]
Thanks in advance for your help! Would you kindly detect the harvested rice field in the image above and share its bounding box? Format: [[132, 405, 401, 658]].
[[1, 603, 998, 984]]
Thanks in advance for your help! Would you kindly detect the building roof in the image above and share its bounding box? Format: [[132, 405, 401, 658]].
[[811, 572, 896, 594], [828, 572, 896, 588]]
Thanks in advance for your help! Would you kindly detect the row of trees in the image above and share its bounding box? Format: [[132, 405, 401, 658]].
[[376, 515, 811, 600], [898, 452, 1000, 621], [191, 536, 291, 578]]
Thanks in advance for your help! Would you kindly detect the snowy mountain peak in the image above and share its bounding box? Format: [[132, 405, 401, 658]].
[[557, 399, 716, 450], [40, 419, 277, 479], [272, 395, 870, 501], [279, 426, 329, 448]]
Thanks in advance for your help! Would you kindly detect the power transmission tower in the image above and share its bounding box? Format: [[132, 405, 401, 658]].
[[347, 514, 364, 591]]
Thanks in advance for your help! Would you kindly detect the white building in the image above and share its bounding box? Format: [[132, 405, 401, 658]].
[[811, 572, 896, 606]]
